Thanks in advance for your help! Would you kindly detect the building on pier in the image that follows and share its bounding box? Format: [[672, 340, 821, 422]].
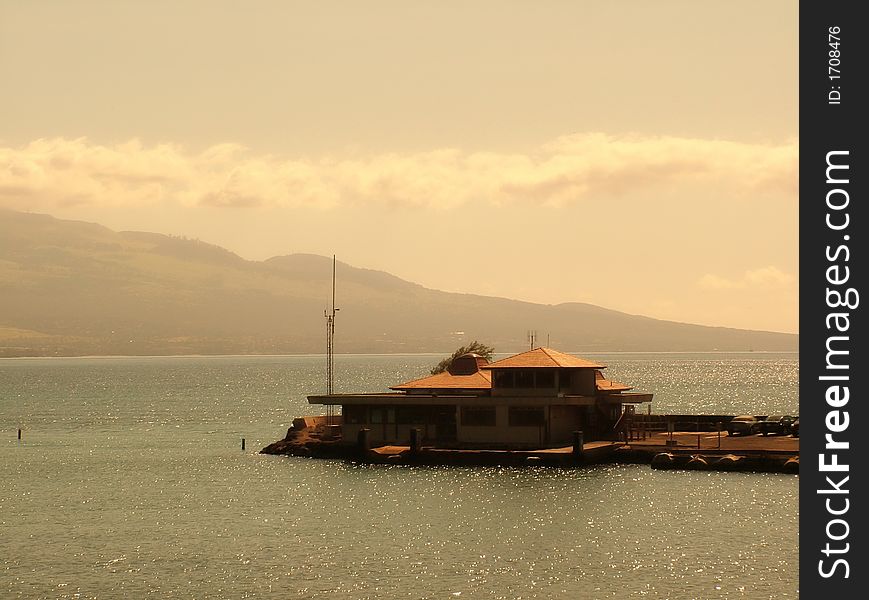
[[307, 347, 653, 448]]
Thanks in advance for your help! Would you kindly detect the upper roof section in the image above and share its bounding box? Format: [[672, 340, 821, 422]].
[[389, 347, 621, 392], [594, 369, 632, 392], [391, 352, 492, 391], [390, 369, 492, 391], [481, 347, 606, 370]]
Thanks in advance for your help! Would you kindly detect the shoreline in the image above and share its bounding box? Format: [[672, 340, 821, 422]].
[[0, 349, 800, 360]]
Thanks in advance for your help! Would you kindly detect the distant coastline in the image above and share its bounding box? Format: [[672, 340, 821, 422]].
[[1, 210, 798, 358], [0, 349, 801, 361]]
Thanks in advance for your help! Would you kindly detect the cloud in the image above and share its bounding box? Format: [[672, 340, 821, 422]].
[[698, 266, 795, 290], [0, 134, 797, 212]]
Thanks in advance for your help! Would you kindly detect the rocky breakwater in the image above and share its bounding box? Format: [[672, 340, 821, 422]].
[[650, 451, 799, 474], [260, 416, 348, 458]]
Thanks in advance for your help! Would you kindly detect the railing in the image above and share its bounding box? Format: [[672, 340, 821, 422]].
[[623, 414, 734, 440]]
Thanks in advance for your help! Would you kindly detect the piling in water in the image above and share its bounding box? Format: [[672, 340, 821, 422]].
[[572, 431, 584, 460], [357, 428, 370, 453], [410, 428, 420, 455]]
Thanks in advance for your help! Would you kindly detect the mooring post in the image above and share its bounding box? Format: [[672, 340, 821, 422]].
[[357, 428, 370, 453], [18, 428, 22, 441], [241, 438, 246, 451], [572, 430, 584, 460], [410, 428, 420, 455], [717, 422, 722, 449]]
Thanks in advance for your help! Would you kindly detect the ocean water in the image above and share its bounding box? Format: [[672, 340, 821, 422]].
[[1, 353, 798, 599]]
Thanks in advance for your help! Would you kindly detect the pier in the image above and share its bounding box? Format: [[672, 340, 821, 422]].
[[364, 440, 623, 466], [260, 414, 799, 473]]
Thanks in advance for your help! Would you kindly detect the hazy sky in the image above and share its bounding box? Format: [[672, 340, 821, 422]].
[[1, 1, 798, 333]]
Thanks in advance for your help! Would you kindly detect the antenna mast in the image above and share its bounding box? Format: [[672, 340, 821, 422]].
[[325, 255, 339, 398]]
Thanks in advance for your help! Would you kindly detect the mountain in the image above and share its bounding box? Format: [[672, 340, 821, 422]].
[[0, 209, 797, 357]]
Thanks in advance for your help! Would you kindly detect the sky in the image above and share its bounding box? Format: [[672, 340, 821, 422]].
[[0, 1, 798, 333]]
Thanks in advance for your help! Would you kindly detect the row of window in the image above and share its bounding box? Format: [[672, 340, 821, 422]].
[[344, 405, 455, 425], [463, 406, 545, 427], [492, 369, 569, 389], [344, 405, 546, 428]]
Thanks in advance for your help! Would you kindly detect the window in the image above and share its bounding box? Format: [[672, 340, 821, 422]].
[[396, 406, 429, 424], [515, 369, 535, 388], [370, 406, 395, 424], [343, 405, 366, 424], [496, 370, 557, 388], [494, 371, 514, 388], [461, 406, 496, 427], [509, 406, 545, 427], [559, 371, 572, 390], [535, 370, 555, 388]]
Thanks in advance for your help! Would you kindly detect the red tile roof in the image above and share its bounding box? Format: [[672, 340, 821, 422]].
[[390, 369, 493, 391], [481, 347, 607, 369], [595, 370, 632, 392]]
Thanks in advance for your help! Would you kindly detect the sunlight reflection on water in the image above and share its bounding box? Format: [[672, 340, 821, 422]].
[[1, 353, 798, 598]]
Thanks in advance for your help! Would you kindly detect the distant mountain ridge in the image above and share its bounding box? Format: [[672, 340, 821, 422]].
[[0, 209, 798, 357]]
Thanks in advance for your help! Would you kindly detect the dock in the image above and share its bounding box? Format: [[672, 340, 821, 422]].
[[614, 430, 799, 473], [366, 441, 622, 466], [260, 416, 799, 473]]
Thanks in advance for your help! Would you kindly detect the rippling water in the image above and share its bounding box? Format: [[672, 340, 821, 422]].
[[1, 353, 798, 598]]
